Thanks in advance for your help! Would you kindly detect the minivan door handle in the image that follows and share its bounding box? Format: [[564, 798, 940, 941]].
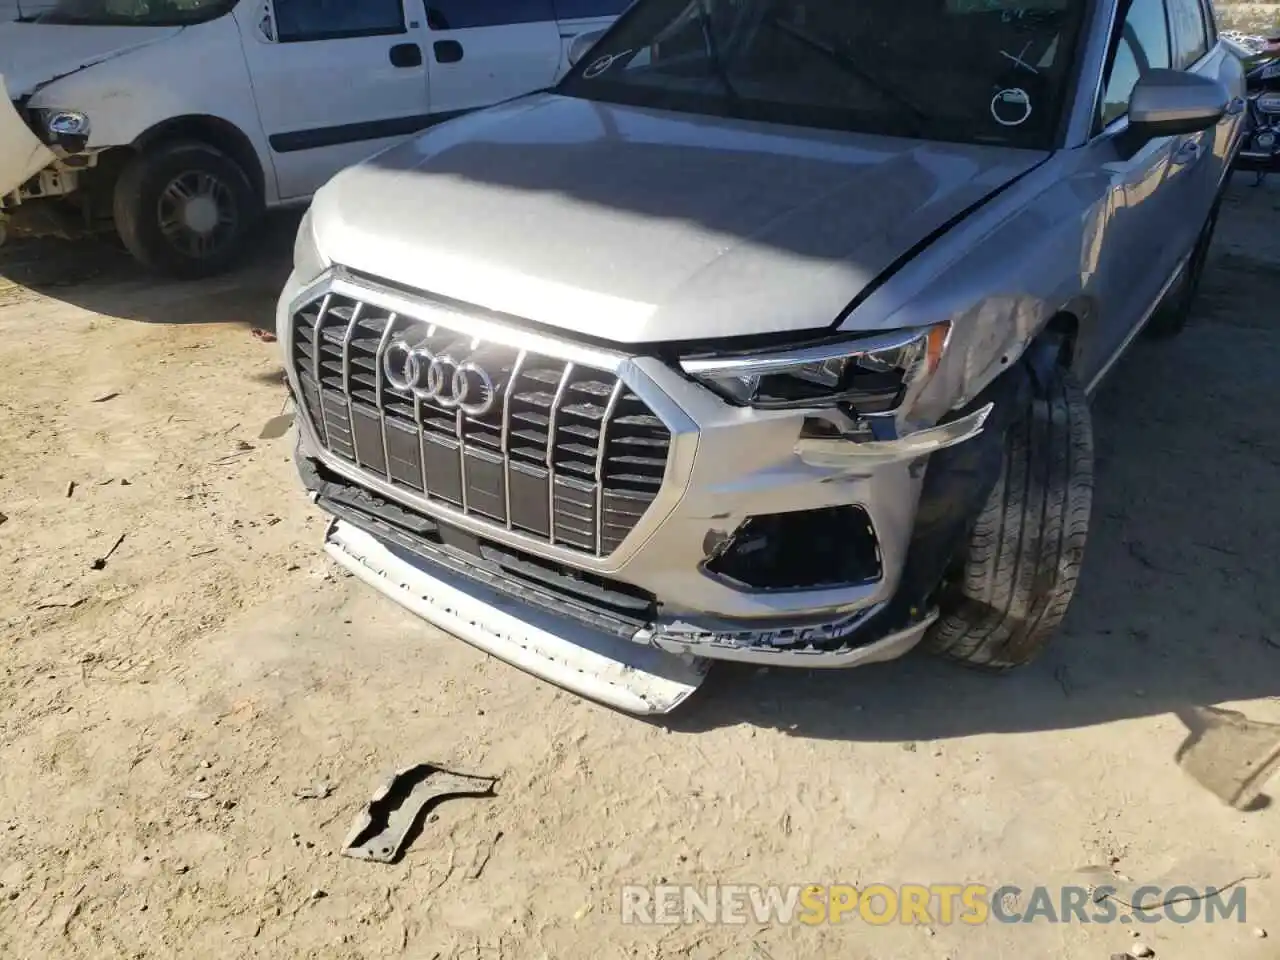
[[434, 40, 464, 63], [389, 43, 423, 68]]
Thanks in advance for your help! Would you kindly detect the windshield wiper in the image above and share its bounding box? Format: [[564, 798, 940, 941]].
[[696, 0, 742, 103], [765, 18, 929, 130]]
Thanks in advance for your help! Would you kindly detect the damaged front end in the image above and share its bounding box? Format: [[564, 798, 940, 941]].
[[278, 267, 1035, 714], [0, 75, 97, 244]]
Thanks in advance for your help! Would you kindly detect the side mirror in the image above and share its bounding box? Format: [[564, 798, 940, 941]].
[[1127, 69, 1228, 142]]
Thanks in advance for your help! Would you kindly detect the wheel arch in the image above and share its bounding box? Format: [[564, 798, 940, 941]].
[[1043, 310, 1081, 367], [132, 115, 267, 203]]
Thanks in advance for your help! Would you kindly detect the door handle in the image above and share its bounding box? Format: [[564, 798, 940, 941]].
[[1225, 96, 1246, 116], [1172, 140, 1201, 165], [389, 43, 423, 68], [434, 40, 464, 63]]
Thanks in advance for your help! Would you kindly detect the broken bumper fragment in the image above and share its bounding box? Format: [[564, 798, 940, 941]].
[[324, 516, 710, 715], [0, 74, 54, 201]]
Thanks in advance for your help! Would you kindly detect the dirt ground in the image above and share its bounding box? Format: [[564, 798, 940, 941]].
[[1, 175, 1279, 960]]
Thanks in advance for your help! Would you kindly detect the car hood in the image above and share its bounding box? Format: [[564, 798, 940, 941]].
[[0, 22, 182, 97], [312, 94, 1048, 344]]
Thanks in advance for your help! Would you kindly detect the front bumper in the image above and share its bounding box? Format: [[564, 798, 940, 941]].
[[0, 76, 54, 201], [279, 268, 993, 709]]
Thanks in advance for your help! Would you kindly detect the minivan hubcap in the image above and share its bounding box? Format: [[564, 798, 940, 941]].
[[157, 171, 237, 259]]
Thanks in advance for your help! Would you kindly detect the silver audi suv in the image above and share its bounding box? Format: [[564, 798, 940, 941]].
[[278, 0, 1244, 713]]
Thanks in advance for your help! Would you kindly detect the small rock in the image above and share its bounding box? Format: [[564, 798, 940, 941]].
[[309, 889, 326, 901], [1253, 927, 1268, 939], [901, 742, 917, 753], [295, 781, 331, 800], [1131, 942, 1154, 958], [1131, 929, 1141, 938], [172, 862, 190, 875], [185, 790, 212, 801], [222, 799, 236, 810], [200, 760, 212, 769]]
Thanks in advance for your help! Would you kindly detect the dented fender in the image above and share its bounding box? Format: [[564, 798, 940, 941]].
[[0, 75, 55, 199]]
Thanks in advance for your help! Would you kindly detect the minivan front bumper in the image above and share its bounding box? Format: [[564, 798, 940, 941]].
[[0, 75, 54, 201]]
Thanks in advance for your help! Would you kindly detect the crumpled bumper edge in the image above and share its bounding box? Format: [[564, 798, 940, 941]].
[[0, 75, 55, 201], [323, 518, 710, 716]]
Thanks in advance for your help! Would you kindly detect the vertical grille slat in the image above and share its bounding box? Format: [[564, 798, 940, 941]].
[[288, 287, 672, 556]]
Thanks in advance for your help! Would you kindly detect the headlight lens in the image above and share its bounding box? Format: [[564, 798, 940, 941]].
[[293, 207, 329, 283], [45, 110, 90, 138], [679, 323, 950, 413]]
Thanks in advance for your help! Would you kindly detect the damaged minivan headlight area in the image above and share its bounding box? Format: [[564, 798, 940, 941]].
[[33, 109, 91, 151], [678, 322, 951, 414]]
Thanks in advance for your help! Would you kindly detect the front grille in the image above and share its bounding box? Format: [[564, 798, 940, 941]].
[[298, 453, 656, 639], [289, 284, 672, 557]]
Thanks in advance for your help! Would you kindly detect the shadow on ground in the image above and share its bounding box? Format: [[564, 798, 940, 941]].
[[0, 210, 300, 329]]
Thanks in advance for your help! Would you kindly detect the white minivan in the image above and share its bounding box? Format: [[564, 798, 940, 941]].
[[0, 0, 622, 276]]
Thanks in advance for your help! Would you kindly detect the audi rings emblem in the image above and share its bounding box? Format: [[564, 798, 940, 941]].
[[382, 336, 501, 417]]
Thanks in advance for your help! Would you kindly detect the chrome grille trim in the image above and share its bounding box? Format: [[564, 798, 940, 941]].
[[286, 270, 685, 561]]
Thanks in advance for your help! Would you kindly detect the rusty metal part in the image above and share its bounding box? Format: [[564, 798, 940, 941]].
[[340, 763, 497, 864]]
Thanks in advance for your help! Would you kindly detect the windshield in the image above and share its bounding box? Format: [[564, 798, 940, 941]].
[[35, 0, 236, 26], [559, 0, 1087, 148]]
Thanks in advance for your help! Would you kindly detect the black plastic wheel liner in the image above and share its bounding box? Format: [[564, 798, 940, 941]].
[[860, 354, 1039, 639]]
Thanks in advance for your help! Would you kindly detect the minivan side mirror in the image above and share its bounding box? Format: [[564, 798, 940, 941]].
[[568, 29, 608, 67], [1127, 69, 1228, 142]]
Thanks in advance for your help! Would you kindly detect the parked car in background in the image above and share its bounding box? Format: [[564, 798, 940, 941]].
[[279, 0, 1245, 714], [0, 0, 624, 274]]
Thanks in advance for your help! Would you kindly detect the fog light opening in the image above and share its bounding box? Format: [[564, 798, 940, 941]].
[[704, 505, 882, 591]]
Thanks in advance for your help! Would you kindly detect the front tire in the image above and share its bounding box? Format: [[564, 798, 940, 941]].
[[924, 365, 1093, 669], [113, 141, 261, 280], [1143, 197, 1220, 340]]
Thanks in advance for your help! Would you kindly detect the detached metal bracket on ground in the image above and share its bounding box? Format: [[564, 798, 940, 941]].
[[340, 763, 498, 864]]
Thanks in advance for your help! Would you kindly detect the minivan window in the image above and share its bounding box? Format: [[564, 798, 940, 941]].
[[275, 0, 405, 41], [37, 0, 235, 26], [553, 0, 633, 19], [558, 0, 1089, 149], [425, 0, 556, 30]]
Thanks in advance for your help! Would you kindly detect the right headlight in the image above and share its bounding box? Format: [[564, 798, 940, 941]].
[[678, 322, 951, 414], [293, 207, 329, 284]]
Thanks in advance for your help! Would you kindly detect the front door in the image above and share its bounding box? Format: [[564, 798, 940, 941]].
[[1083, 0, 1187, 374], [422, 0, 562, 117], [1165, 0, 1245, 228], [235, 0, 431, 200]]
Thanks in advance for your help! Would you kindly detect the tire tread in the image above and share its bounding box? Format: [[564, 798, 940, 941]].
[[925, 368, 1093, 669]]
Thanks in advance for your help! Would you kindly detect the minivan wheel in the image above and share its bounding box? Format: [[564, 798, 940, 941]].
[[924, 364, 1093, 670], [1143, 198, 1220, 340], [113, 141, 261, 280]]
